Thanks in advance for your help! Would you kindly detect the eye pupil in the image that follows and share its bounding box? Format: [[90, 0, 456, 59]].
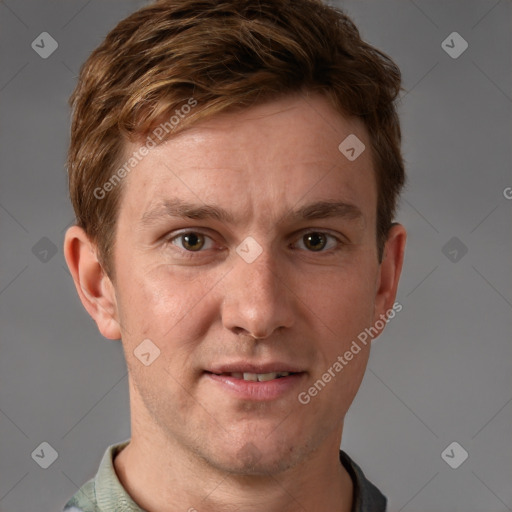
[[182, 233, 204, 251], [304, 233, 326, 251]]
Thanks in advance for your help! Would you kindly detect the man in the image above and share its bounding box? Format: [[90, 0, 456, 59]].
[[62, 0, 406, 510]]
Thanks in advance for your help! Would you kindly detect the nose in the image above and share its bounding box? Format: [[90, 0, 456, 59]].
[[220, 248, 295, 339]]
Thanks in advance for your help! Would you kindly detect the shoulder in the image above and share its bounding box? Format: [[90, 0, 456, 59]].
[[61, 440, 134, 512], [340, 450, 387, 512], [62, 478, 99, 512]]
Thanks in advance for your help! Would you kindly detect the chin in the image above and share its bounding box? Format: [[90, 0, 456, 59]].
[[203, 436, 304, 476]]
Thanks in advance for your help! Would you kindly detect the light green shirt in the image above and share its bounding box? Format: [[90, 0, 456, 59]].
[[63, 440, 387, 511]]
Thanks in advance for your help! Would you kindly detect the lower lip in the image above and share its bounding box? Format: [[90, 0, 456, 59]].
[[205, 372, 306, 401]]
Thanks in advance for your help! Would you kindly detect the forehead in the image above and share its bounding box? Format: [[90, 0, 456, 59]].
[[118, 94, 376, 226]]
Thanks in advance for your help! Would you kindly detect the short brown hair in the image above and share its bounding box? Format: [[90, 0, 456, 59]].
[[68, 0, 405, 278]]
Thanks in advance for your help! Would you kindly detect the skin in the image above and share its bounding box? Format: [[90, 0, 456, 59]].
[[64, 93, 406, 512]]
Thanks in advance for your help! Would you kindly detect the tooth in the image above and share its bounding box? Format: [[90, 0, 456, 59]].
[[239, 371, 293, 381], [257, 372, 278, 382]]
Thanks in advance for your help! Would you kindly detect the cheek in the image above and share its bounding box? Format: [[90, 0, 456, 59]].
[[300, 269, 375, 418], [116, 262, 219, 349], [304, 261, 378, 348]]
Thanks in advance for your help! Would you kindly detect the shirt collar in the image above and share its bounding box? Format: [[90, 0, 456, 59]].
[[95, 440, 143, 511]]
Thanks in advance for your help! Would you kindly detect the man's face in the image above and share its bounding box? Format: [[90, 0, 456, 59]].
[[108, 94, 393, 474]]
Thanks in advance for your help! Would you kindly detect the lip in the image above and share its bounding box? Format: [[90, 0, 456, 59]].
[[204, 371, 306, 401], [206, 362, 305, 374]]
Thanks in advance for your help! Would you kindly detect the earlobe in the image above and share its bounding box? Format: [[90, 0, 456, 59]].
[[373, 223, 407, 328], [63, 226, 121, 340]]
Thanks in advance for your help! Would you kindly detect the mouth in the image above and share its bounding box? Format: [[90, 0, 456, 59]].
[[203, 365, 306, 401], [205, 371, 297, 382]]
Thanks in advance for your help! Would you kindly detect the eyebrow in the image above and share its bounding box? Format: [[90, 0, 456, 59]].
[[139, 198, 363, 227]]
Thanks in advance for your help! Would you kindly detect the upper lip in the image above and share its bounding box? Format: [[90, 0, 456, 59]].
[[206, 362, 305, 374]]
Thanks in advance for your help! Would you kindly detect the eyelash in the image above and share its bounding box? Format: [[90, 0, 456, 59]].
[[165, 229, 344, 256]]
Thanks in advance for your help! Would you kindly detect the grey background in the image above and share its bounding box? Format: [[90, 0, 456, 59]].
[[0, 0, 510, 511]]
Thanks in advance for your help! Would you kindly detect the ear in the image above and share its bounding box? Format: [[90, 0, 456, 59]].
[[63, 225, 121, 340], [373, 223, 406, 329]]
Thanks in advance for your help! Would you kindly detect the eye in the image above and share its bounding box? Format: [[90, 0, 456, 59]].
[[295, 232, 340, 252], [170, 232, 214, 252]]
